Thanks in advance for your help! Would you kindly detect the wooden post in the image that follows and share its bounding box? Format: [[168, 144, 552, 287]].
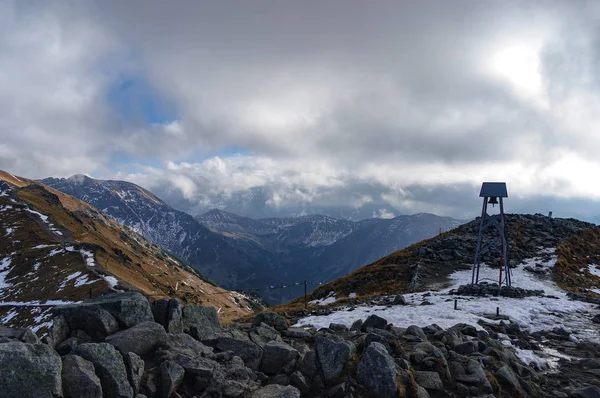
[[496, 306, 500, 316], [454, 299, 458, 310], [303, 281, 307, 309]]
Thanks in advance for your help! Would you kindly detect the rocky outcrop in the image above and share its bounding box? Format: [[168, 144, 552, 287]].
[[106, 321, 167, 356], [0, 342, 62, 398], [182, 304, 221, 343], [62, 354, 103, 398], [2, 291, 599, 398]]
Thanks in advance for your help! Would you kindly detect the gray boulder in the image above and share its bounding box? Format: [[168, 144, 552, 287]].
[[157, 333, 213, 361], [124, 352, 144, 395], [571, 386, 600, 398], [495, 365, 521, 390], [216, 337, 262, 370], [166, 299, 184, 334], [250, 323, 282, 347], [160, 360, 185, 398], [357, 342, 398, 398], [260, 341, 299, 375], [252, 312, 289, 331], [315, 335, 355, 384], [0, 342, 62, 398], [406, 325, 427, 341], [298, 350, 318, 380], [290, 371, 310, 395], [182, 305, 221, 343], [84, 292, 154, 328], [250, 384, 301, 398], [55, 305, 119, 341], [62, 354, 103, 398], [18, 329, 40, 344], [151, 299, 169, 326], [73, 343, 133, 398], [51, 314, 70, 347], [415, 371, 444, 391], [106, 321, 167, 356], [361, 314, 388, 331]]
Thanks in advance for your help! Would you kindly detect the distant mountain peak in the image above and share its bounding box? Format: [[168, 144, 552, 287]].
[[67, 173, 93, 184]]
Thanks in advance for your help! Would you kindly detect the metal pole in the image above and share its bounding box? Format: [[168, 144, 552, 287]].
[[304, 281, 307, 309], [499, 198, 510, 287], [471, 196, 488, 284]]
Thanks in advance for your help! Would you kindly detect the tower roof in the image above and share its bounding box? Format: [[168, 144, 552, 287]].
[[479, 182, 508, 198]]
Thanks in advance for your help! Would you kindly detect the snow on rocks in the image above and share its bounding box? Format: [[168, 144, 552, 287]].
[[295, 249, 600, 369], [309, 291, 336, 306]]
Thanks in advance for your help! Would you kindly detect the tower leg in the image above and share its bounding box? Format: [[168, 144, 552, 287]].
[[472, 198, 488, 284]]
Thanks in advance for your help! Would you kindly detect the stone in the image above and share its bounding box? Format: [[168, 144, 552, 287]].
[[454, 341, 478, 355], [495, 365, 521, 390], [290, 371, 310, 395], [51, 314, 70, 347], [298, 350, 318, 381], [57, 337, 79, 356], [0, 342, 62, 398], [55, 304, 119, 341], [124, 352, 144, 395], [19, 329, 40, 344], [415, 371, 444, 391], [406, 325, 427, 341], [365, 333, 391, 353], [73, 343, 133, 398], [106, 321, 167, 356], [350, 319, 363, 332], [361, 314, 388, 331], [83, 292, 154, 328], [166, 299, 183, 334], [151, 299, 169, 326], [161, 360, 185, 398], [260, 341, 299, 375], [315, 335, 355, 383], [328, 383, 346, 398], [282, 328, 311, 339], [250, 324, 282, 348], [357, 342, 398, 398], [216, 337, 263, 370], [182, 305, 221, 343], [570, 385, 600, 398], [252, 312, 289, 332], [329, 323, 348, 332], [62, 354, 103, 398], [393, 295, 406, 305], [466, 359, 493, 393], [250, 384, 301, 398], [157, 333, 213, 361]]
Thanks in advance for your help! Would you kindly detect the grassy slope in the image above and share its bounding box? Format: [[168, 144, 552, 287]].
[[0, 171, 259, 328]]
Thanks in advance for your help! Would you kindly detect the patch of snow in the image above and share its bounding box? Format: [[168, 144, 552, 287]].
[[0, 256, 12, 290], [1, 309, 18, 323], [80, 249, 96, 266], [4, 227, 13, 236], [0, 205, 13, 212], [74, 274, 93, 287], [296, 250, 599, 344], [349, 292, 357, 299], [24, 208, 49, 222], [309, 291, 337, 306], [33, 244, 56, 249], [47, 248, 63, 257], [102, 275, 119, 288], [588, 264, 600, 278], [33, 262, 40, 272]]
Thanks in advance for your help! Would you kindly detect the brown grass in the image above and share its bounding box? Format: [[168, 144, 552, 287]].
[[0, 171, 260, 331], [555, 227, 600, 294]]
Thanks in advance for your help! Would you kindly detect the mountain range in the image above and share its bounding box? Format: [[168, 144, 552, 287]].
[[0, 170, 261, 332], [42, 174, 465, 303]]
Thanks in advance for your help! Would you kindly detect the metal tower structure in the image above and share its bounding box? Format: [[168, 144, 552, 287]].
[[471, 182, 511, 287]]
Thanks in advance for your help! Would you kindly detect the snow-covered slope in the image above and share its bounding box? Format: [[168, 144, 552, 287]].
[[0, 171, 262, 333]]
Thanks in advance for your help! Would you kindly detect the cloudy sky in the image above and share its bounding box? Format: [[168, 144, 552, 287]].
[[2, 0, 600, 219]]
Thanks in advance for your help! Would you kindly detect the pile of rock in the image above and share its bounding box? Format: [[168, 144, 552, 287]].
[[1, 292, 600, 397], [450, 283, 545, 298]]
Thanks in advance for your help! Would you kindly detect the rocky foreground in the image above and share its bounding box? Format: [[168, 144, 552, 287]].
[[0, 292, 599, 398]]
